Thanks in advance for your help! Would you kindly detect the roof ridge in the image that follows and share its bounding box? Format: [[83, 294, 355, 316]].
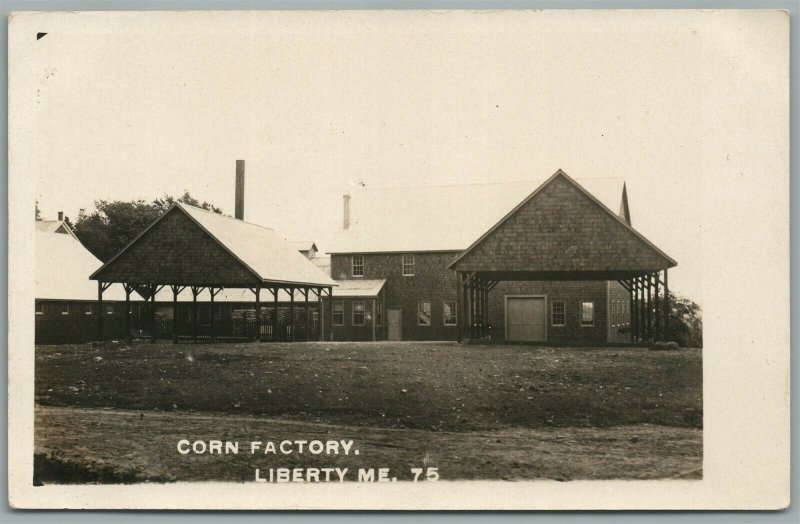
[[176, 202, 276, 233], [350, 175, 625, 193]]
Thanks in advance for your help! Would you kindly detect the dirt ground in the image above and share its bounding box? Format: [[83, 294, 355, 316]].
[[34, 341, 702, 482]]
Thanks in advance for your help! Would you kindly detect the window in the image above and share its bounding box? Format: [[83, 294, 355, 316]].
[[402, 254, 415, 276], [443, 301, 457, 325], [375, 301, 383, 326], [581, 302, 594, 326], [351, 255, 364, 277], [332, 301, 344, 325], [61, 304, 69, 315], [85, 304, 94, 316], [551, 301, 566, 326], [418, 302, 432, 326], [106, 305, 114, 315], [35, 303, 43, 315], [353, 301, 365, 326]]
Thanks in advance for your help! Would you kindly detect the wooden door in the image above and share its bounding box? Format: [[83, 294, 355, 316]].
[[506, 297, 546, 342], [387, 308, 402, 341]]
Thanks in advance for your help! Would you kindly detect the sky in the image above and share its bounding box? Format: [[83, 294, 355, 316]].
[[27, 10, 727, 304]]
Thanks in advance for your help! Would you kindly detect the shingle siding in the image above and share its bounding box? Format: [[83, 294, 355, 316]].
[[331, 252, 461, 341], [454, 175, 671, 272], [489, 281, 611, 345], [330, 253, 624, 344], [95, 208, 259, 285]]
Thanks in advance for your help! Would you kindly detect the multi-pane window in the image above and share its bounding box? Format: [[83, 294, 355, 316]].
[[375, 301, 383, 326], [85, 304, 94, 316], [402, 254, 415, 276], [611, 301, 618, 326], [106, 304, 114, 315], [332, 302, 344, 325], [351, 255, 364, 277], [418, 302, 432, 326], [443, 301, 457, 325], [61, 304, 69, 315], [353, 301, 365, 326], [35, 303, 43, 315], [551, 301, 566, 326], [580, 301, 594, 326]]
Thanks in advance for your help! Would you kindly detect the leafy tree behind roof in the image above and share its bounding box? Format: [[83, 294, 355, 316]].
[[73, 192, 223, 262]]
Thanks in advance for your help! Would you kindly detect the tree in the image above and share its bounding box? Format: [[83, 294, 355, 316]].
[[666, 292, 703, 348], [72, 192, 223, 262]]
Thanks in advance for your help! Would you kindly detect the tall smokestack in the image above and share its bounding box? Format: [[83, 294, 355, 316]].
[[343, 194, 351, 229], [57, 211, 64, 221], [235, 160, 245, 220]]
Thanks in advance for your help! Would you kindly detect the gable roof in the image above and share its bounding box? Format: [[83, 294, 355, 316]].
[[327, 176, 628, 254], [36, 229, 130, 301], [36, 220, 79, 240], [92, 203, 336, 287], [288, 240, 318, 253], [449, 169, 676, 272]]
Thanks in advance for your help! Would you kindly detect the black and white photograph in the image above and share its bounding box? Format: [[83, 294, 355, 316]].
[[7, 8, 789, 510]]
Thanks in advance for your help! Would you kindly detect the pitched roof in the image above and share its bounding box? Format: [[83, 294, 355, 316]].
[[449, 170, 676, 272], [331, 279, 386, 298], [92, 203, 336, 288], [288, 240, 318, 253], [327, 176, 628, 254], [36, 229, 130, 301], [36, 220, 79, 240]]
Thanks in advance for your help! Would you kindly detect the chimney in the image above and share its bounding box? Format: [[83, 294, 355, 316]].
[[343, 194, 351, 229], [235, 160, 245, 220], [57, 211, 64, 221]]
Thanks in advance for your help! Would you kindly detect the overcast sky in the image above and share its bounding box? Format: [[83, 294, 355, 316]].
[[27, 10, 783, 305]]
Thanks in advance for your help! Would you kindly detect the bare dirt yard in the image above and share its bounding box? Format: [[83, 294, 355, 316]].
[[34, 341, 702, 482]]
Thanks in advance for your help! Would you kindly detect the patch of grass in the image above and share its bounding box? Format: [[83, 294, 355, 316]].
[[35, 341, 701, 432]]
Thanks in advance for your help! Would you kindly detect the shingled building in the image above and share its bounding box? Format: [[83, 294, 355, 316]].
[[326, 170, 676, 345]]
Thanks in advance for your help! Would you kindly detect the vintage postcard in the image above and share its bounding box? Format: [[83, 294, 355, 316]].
[[7, 9, 789, 510]]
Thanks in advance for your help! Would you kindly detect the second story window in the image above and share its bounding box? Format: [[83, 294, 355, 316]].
[[352, 255, 364, 277], [402, 254, 415, 276]]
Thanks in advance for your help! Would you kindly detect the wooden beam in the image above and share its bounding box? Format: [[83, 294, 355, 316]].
[[273, 286, 279, 342], [654, 272, 661, 341], [255, 285, 262, 342], [304, 288, 310, 342], [664, 269, 670, 342], [171, 285, 181, 344], [290, 288, 295, 342], [209, 287, 216, 343], [97, 281, 105, 341]]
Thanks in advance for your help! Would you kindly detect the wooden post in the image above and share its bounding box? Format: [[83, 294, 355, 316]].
[[460, 273, 468, 342], [633, 278, 640, 342], [124, 284, 132, 343], [664, 269, 670, 342], [290, 287, 295, 342], [191, 287, 198, 343], [318, 287, 324, 342], [210, 287, 216, 343], [150, 286, 157, 343], [273, 287, 279, 342], [371, 298, 377, 342], [255, 286, 261, 342], [655, 272, 661, 341], [172, 285, 180, 344], [304, 288, 310, 341], [644, 275, 653, 340], [628, 279, 635, 343], [97, 281, 104, 341]]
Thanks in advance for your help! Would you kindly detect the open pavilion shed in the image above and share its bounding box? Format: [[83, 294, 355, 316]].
[[90, 202, 336, 343], [449, 170, 677, 344]]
